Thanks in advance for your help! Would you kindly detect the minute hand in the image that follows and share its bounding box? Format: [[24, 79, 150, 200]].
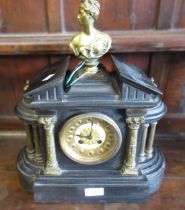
[[89, 121, 94, 138]]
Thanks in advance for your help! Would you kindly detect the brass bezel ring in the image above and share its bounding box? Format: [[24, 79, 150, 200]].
[[59, 112, 122, 165]]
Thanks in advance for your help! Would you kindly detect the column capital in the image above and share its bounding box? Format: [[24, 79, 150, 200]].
[[151, 121, 158, 126], [126, 117, 144, 129], [39, 116, 57, 130]]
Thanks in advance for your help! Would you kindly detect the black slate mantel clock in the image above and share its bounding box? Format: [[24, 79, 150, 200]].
[[15, 0, 166, 203]]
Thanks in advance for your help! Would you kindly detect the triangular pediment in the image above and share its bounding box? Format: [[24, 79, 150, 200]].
[[24, 56, 69, 96], [111, 55, 162, 95]]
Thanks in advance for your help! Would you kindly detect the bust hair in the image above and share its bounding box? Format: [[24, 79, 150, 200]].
[[80, 0, 100, 20]]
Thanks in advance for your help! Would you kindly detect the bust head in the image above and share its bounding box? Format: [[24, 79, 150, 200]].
[[78, 0, 100, 26]]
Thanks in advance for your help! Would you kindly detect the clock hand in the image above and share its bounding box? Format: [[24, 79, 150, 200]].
[[76, 121, 94, 140], [88, 121, 94, 139], [75, 134, 89, 138]]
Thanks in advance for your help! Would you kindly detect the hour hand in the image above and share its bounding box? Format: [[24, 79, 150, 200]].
[[75, 134, 88, 138]]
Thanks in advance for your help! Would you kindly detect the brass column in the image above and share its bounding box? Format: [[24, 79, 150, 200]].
[[120, 117, 144, 175], [139, 123, 149, 162], [25, 124, 35, 160], [39, 116, 61, 176], [32, 125, 43, 163], [145, 122, 158, 158]]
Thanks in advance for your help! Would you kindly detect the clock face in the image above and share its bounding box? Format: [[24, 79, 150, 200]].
[[59, 113, 122, 165]]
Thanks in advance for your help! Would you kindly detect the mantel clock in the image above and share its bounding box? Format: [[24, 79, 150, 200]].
[[16, 0, 166, 203]]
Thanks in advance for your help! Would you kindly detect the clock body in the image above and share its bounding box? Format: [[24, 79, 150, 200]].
[[15, 55, 166, 203], [49, 107, 127, 172]]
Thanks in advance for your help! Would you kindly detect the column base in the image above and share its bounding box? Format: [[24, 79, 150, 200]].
[[120, 165, 139, 176], [139, 154, 146, 162], [44, 166, 62, 176], [26, 148, 35, 160], [35, 153, 43, 163], [145, 149, 153, 159], [17, 147, 43, 192]]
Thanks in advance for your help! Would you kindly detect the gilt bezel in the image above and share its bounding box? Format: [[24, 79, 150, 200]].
[[59, 112, 122, 165]]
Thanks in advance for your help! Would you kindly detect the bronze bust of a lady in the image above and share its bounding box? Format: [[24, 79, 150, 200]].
[[70, 0, 112, 68]]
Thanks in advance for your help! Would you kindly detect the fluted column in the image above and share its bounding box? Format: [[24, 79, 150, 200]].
[[39, 116, 61, 176], [145, 122, 158, 158], [120, 117, 144, 175]]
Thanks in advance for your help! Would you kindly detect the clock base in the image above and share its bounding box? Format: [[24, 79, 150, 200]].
[[34, 174, 150, 203], [33, 149, 165, 203], [17, 147, 165, 203]]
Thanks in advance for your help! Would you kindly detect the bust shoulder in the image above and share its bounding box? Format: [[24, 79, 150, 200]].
[[69, 32, 82, 56], [93, 30, 112, 52]]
